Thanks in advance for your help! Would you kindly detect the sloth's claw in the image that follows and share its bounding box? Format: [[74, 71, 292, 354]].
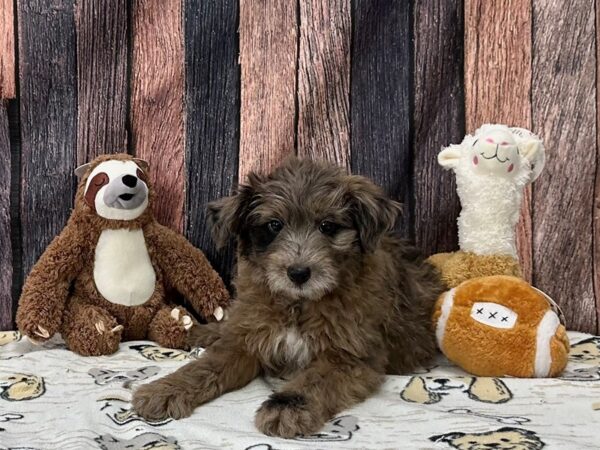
[[213, 307, 224, 322], [95, 321, 106, 335]]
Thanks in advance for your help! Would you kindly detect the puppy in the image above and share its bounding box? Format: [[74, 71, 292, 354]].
[[133, 158, 443, 438]]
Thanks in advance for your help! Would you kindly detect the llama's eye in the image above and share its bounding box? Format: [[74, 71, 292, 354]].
[[319, 220, 339, 236], [267, 219, 283, 234]]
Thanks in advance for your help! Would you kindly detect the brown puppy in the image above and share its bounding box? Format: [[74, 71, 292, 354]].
[[133, 158, 443, 438]]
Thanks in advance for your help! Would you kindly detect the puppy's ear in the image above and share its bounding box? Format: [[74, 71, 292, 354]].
[[207, 172, 262, 248], [346, 175, 402, 252]]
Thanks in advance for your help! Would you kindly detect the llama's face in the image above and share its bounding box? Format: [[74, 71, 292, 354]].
[[469, 129, 522, 177], [438, 125, 545, 183]]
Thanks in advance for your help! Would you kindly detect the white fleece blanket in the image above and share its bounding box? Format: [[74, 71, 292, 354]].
[[0, 331, 598, 450]]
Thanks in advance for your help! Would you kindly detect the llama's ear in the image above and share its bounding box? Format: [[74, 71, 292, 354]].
[[520, 139, 545, 181], [438, 145, 462, 169]]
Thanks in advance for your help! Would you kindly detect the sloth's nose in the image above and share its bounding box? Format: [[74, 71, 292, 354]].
[[122, 175, 138, 188], [287, 266, 311, 285]]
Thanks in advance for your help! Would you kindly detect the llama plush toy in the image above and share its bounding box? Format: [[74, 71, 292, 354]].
[[428, 124, 545, 287], [429, 124, 569, 378]]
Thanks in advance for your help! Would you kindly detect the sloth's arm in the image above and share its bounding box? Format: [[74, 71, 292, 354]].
[[16, 224, 87, 340], [146, 223, 230, 319]]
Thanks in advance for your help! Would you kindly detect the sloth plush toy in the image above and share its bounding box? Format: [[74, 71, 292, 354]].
[[16, 153, 230, 356]]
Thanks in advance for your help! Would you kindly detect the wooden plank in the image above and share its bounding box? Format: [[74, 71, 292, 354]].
[[595, 0, 600, 334], [0, 102, 12, 330], [0, 0, 16, 98], [532, 0, 597, 332], [75, 0, 128, 164], [18, 0, 77, 280], [239, 0, 297, 182], [131, 0, 185, 232], [296, 0, 350, 169], [8, 101, 21, 328], [413, 0, 464, 256], [350, 0, 412, 236], [184, 0, 240, 284], [464, 0, 533, 280]]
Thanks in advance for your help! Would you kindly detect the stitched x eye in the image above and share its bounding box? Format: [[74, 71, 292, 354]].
[[319, 220, 339, 236], [267, 219, 283, 234]]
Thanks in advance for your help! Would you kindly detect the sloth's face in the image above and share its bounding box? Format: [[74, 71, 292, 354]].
[[84, 160, 149, 220]]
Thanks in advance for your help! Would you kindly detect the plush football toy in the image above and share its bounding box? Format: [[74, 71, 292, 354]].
[[429, 125, 569, 377], [16, 153, 229, 356], [429, 124, 545, 288], [434, 276, 569, 377]]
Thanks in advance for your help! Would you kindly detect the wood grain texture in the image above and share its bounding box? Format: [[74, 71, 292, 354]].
[[184, 0, 239, 285], [532, 0, 597, 332], [0, 0, 15, 98], [131, 0, 185, 231], [413, 0, 464, 256], [8, 101, 21, 326], [297, 0, 350, 169], [0, 102, 12, 330], [18, 0, 77, 280], [239, 0, 297, 182], [75, 0, 128, 163], [464, 0, 533, 280], [350, 0, 412, 236], [595, 0, 600, 334]]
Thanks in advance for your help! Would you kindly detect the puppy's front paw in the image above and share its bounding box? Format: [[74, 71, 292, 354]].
[[132, 379, 196, 421], [255, 392, 323, 438]]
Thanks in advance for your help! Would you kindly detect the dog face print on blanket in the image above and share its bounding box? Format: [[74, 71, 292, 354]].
[[400, 376, 512, 404], [0, 373, 45, 401], [430, 427, 545, 450]]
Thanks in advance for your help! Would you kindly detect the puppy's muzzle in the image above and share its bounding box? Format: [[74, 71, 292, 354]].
[[287, 266, 311, 285]]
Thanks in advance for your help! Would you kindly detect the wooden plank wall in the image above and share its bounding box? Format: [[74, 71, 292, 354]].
[[0, 0, 599, 334], [131, 0, 185, 231], [532, 0, 598, 332], [184, 0, 240, 282], [0, 0, 15, 331]]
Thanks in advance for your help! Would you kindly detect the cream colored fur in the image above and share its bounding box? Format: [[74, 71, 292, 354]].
[[438, 124, 545, 258], [94, 229, 156, 306]]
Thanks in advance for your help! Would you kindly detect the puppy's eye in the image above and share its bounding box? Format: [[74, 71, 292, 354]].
[[319, 220, 339, 236], [267, 219, 283, 234]]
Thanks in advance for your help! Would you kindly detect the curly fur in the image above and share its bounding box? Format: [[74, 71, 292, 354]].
[[133, 158, 443, 437], [427, 251, 522, 288], [16, 153, 230, 356]]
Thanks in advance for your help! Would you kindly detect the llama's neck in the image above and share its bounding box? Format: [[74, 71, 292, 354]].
[[455, 168, 528, 258]]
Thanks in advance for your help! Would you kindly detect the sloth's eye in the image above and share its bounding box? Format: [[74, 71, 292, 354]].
[[267, 219, 283, 234], [319, 220, 339, 236]]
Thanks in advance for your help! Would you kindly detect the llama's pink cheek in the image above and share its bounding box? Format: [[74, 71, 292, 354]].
[[508, 163, 514, 173], [473, 156, 479, 166]]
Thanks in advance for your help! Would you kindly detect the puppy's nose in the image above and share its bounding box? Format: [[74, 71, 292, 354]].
[[287, 266, 311, 285], [435, 378, 449, 385], [122, 175, 138, 188]]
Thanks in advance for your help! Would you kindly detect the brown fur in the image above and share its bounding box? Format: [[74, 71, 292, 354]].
[[16, 153, 230, 356], [133, 158, 443, 437], [428, 251, 522, 289]]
